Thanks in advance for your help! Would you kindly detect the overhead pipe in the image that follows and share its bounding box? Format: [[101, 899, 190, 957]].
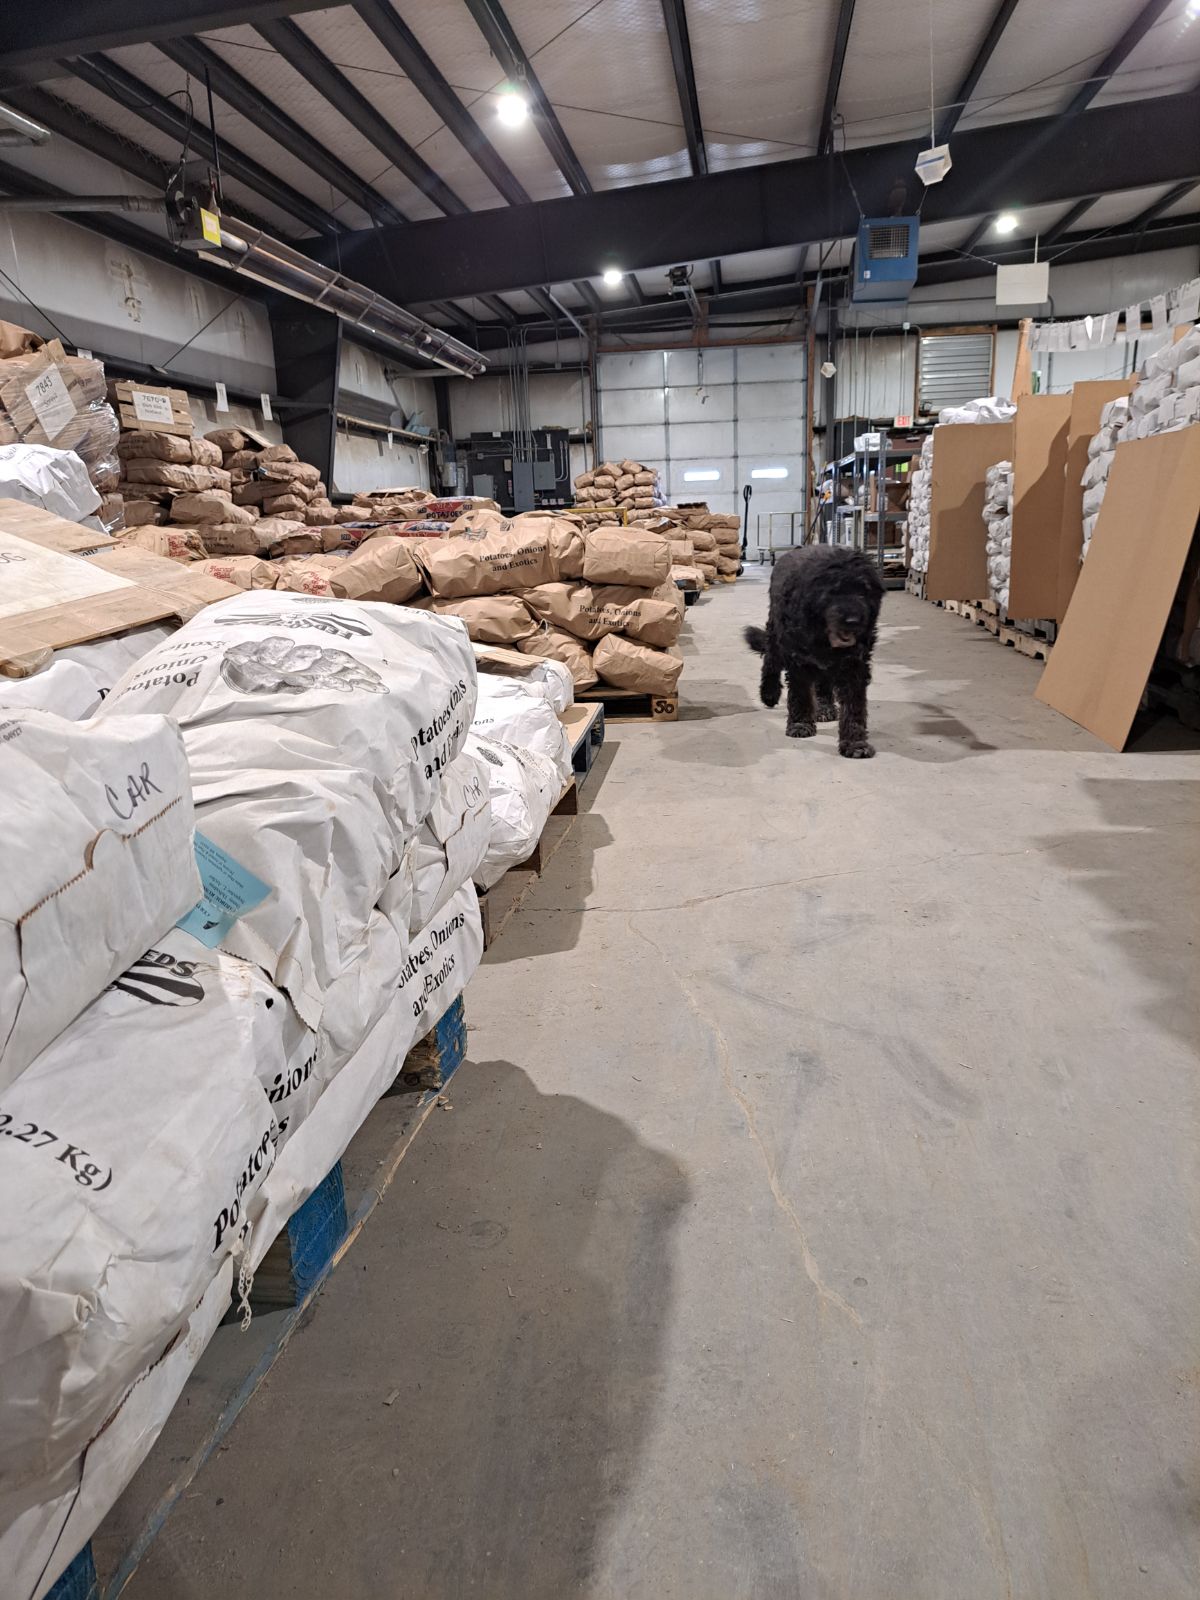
[[0, 193, 164, 212], [196, 220, 486, 377]]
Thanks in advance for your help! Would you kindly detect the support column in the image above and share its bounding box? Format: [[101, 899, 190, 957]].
[[268, 302, 342, 490]]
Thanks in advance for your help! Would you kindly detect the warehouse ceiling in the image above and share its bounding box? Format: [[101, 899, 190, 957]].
[[1, 0, 1199, 346]]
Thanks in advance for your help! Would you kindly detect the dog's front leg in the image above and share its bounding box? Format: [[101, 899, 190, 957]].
[[784, 667, 816, 737], [812, 670, 837, 722], [836, 663, 874, 758]]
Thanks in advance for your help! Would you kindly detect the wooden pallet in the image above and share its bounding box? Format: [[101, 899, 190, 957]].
[[904, 569, 927, 599], [948, 599, 1001, 636], [575, 684, 680, 722], [998, 623, 1052, 660], [561, 699, 605, 783]]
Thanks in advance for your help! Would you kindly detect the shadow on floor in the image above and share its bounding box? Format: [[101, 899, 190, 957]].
[[122, 1062, 691, 1600], [1037, 776, 1200, 1061]]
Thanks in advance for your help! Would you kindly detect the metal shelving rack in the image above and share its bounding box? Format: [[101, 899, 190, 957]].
[[821, 429, 927, 589]]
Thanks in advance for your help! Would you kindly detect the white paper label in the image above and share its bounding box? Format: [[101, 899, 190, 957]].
[[1150, 294, 1168, 332], [260, 392, 272, 422], [77, 348, 93, 360], [387, 431, 394, 446], [0, 532, 134, 622], [214, 381, 229, 413], [131, 389, 174, 425], [1124, 304, 1142, 340], [24, 367, 75, 441], [1174, 279, 1199, 324]]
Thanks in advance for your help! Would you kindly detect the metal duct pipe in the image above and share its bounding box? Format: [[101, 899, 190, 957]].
[[0, 103, 51, 147], [198, 221, 486, 377], [0, 193, 164, 212]]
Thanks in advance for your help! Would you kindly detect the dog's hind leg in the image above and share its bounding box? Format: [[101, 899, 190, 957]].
[[758, 629, 783, 708], [784, 667, 817, 738], [836, 663, 874, 758], [812, 670, 837, 723]]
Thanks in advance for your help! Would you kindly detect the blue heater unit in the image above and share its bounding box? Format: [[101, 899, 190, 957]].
[[852, 217, 919, 304]]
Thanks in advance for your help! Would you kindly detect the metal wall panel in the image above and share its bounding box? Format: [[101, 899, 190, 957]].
[[735, 344, 805, 381], [736, 380, 803, 419], [597, 351, 668, 389], [669, 457, 735, 498], [664, 348, 736, 385], [599, 424, 667, 463], [668, 383, 735, 423], [668, 419, 736, 456], [737, 417, 803, 455], [599, 386, 666, 426]]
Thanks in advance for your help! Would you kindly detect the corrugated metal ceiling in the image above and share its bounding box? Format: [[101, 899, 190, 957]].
[[8, 0, 1197, 324]]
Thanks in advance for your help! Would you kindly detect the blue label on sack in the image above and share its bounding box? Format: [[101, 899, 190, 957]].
[[177, 831, 271, 948]]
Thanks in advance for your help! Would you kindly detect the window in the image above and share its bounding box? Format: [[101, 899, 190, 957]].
[[918, 333, 995, 414], [751, 467, 788, 479], [683, 468, 721, 482]]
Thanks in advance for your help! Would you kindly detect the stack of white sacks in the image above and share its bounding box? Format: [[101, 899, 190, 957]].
[[906, 399, 1017, 578], [1081, 325, 1200, 560], [0, 590, 573, 1599], [907, 435, 934, 574], [982, 461, 1014, 610]]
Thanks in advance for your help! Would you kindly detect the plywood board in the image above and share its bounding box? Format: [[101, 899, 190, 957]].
[[0, 496, 115, 556], [1009, 393, 1071, 619], [1036, 429, 1200, 749], [927, 422, 1014, 602], [1055, 379, 1133, 620]]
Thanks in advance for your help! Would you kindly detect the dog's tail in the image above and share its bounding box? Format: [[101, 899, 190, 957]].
[[743, 624, 769, 655]]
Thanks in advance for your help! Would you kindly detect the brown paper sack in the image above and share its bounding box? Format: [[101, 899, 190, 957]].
[[223, 449, 261, 471], [201, 523, 263, 556], [519, 627, 599, 689], [122, 498, 167, 527], [689, 528, 718, 551], [196, 554, 277, 590], [205, 428, 247, 453], [117, 431, 195, 464], [333, 536, 423, 602], [716, 553, 741, 575], [190, 437, 224, 468], [422, 594, 538, 644], [262, 493, 309, 517], [593, 633, 683, 695], [123, 460, 231, 492], [418, 521, 562, 597], [170, 492, 249, 526], [259, 443, 298, 464], [117, 525, 209, 563], [582, 525, 671, 588], [524, 581, 680, 644]]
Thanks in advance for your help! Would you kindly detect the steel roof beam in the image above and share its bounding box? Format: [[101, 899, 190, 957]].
[[1129, 179, 1198, 232], [963, 0, 1176, 238], [353, 0, 530, 207], [817, 0, 856, 156], [914, 212, 1200, 286], [1040, 197, 1095, 246], [0, 1, 331, 74], [460, 0, 592, 195], [156, 36, 406, 226], [659, 0, 707, 175], [66, 53, 343, 236], [935, 0, 1022, 144], [255, 17, 468, 216], [303, 90, 1200, 301]]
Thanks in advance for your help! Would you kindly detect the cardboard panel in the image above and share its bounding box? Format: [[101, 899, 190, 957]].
[[927, 422, 1014, 602], [1035, 429, 1200, 750], [1009, 393, 1071, 619], [1055, 379, 1133, 620]]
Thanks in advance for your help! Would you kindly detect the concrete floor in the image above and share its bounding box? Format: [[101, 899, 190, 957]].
[[126, 572, 1199, 1600]]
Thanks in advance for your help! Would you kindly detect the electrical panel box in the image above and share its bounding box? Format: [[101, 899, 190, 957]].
[[852, 217, 919, 304], [461, 427, 571, 512]]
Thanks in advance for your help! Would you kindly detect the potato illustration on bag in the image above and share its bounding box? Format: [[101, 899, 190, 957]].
[[219, 636, 387, 695]]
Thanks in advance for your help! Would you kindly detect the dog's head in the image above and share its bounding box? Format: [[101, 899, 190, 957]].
[[823, 593, 874, 650]]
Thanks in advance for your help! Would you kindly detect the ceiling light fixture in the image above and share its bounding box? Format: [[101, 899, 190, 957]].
[[601, 267, 623, 288], [994, 212, 1020, 235], [496, 91, 528, 127]]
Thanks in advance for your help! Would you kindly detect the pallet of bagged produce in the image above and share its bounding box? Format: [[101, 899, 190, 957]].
[[575, 684, 680, 722], [476, 701, 606, 949]]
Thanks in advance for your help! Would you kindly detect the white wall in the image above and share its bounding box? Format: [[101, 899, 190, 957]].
[[0, 209, 276, 392], [332, 430, 431, 496], [446, 369, 589, 437]]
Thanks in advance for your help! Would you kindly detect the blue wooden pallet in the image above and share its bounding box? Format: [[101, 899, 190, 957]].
[[46, 1545, 97, 1600], [571, 701, 605, 785]]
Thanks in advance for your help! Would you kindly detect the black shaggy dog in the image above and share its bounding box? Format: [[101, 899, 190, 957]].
[[745, 545, 884, 758]]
